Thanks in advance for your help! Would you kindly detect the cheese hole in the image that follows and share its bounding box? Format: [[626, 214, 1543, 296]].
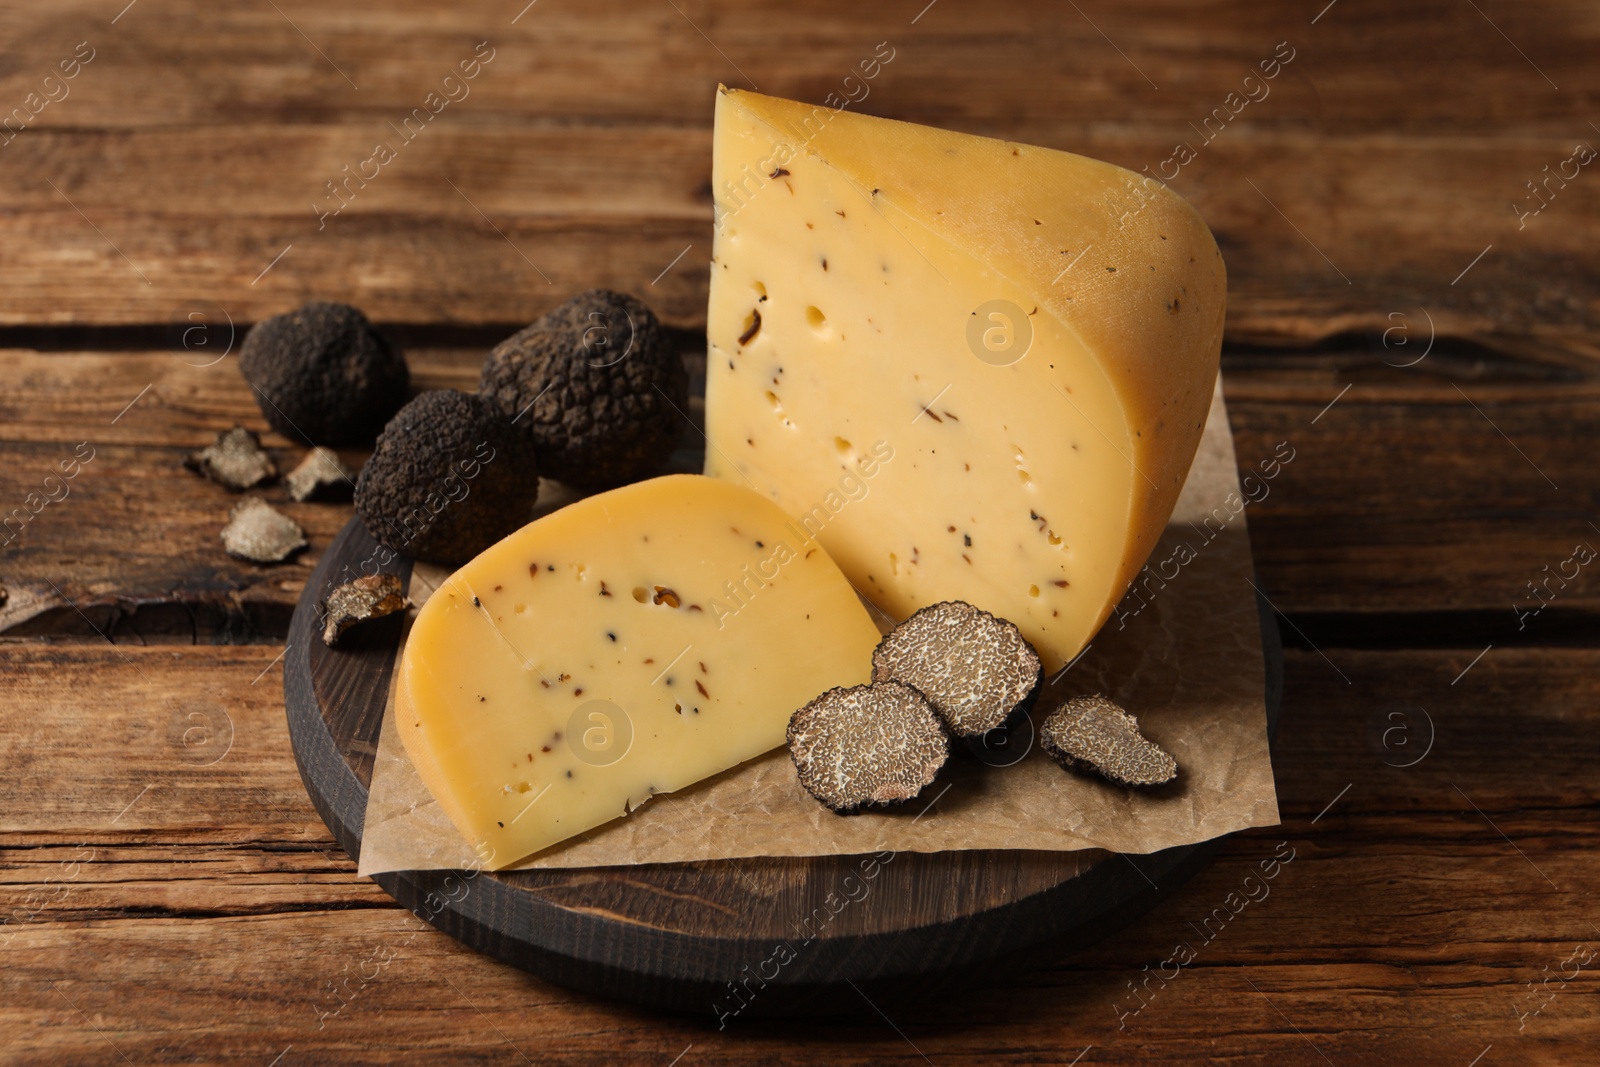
[[513, 781, 534, 794], [753, 281, 767, 298], [1046, 530, 1062, 547], [1028, 584, 1041, 598], [631, 586, 648, 603], [514, 603, 527, 614], [1017, 468, 1032, 485], [888, 552, 900, 577], [805, 305, 828, 332], [834, 436, 853, 455], [765, 390, 783, 412]]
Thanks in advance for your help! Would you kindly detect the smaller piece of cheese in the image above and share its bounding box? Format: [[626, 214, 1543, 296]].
[[396, 473, 881, 868]]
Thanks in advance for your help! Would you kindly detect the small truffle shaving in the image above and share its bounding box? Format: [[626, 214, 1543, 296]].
[[238, 301, 408, 445], [478, 289, 687, 489], [185, 426, 276, 490], [221, 497, 307, 562], [354, 389, 539, 565], [285, 447, 356, 502], [787, 682, 949, 814], [1040, 695, 1177, 788], [871, 600, 1042, 739], [320, 573, 409, 646]]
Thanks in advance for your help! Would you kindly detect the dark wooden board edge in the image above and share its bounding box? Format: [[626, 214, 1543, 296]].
[[285, 517, 1283, 1017]]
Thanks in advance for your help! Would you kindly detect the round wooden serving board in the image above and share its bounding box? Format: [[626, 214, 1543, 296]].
[[285, 517, 1282, 1018]]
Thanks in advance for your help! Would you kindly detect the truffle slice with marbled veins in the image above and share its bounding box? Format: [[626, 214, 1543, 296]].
[[788, 682, 949, 814], [1041, 694, 1177, 788], [872, 600, 1042, 739]]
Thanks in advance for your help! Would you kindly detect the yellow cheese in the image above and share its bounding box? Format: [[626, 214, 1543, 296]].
[[704, 88, 1225, 671], [395, 473, 881, 867]]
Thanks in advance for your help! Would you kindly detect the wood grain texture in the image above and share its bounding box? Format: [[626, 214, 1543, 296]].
[[1, 1, 1597, 336], [4, 647, 1596, 1062], [3, 0, 1597, 1057], [2, 342, 1595, 638]]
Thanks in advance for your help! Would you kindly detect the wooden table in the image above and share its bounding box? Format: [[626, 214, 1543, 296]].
[[3, 1, 1597, 1063]]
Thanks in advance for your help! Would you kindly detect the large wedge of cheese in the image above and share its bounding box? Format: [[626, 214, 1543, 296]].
[[704, 88, 1225, 671], [396, 474, 881, 867]]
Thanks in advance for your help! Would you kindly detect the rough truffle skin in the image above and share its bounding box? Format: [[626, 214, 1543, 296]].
[[787, 682, 949, 815], [1040, 694, 1178, 788], [478, 289, 687, 489], [872, 601, 1042, 738], [354, 390, 538, 565], [239, 301, 408, 445]]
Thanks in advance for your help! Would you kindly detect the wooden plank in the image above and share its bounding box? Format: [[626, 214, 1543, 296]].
[[4, 129, 1596, 336], [0, 645, 322, 842], [4, 891, 1595, 1064], [0, 348, 473, 639], [2, 344, 1595, 637], [0, 0, 1592, 132], [3, 646, 1596, 1061], [5, 645, 1596, 840], [0, 2, 1596, 333], [1223, 345, 1600, 616]]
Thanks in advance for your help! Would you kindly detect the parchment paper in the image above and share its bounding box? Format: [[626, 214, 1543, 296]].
[[357, 379, 1279, 874]]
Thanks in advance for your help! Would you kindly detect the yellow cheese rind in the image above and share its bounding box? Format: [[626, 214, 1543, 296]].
[[396, 474, 882, 868], [704, 88, 1225, 670]]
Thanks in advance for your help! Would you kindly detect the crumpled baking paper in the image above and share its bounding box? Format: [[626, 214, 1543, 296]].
[[357, 379, 1279, 874]]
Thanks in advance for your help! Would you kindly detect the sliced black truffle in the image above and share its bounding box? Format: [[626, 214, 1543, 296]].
[[185, 426, 276, 490], [354, 389, 538, 565], [285, 447, 356, 502], [478, 289, 687, 489], [238, 301, 407, 445], [221, 497, 307, 562], [787, 682, 948, 814], [1040, 695, 1177, 788], [321, 573, 409, 646], [871, 600, 1042, 739]]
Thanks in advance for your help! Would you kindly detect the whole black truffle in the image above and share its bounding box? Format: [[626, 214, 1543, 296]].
[[354, 390, 538, 565], [478, 289, 687, 489], [239, 301, 407, 445]]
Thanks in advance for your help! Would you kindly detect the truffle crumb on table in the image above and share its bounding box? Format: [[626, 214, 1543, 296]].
[[320, 573, 409, 646], [220, 497, 307, 563], [285, 447, 357, 502], [184, 426, 277, 491]]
